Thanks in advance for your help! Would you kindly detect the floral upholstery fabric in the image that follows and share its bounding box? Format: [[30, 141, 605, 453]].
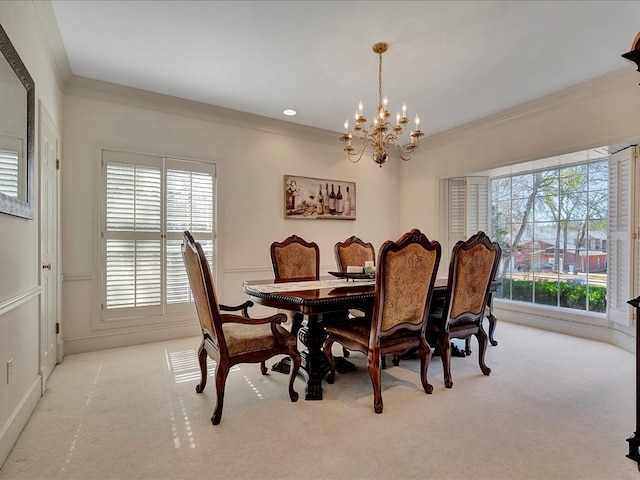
[[325, 317, 370, 343], [379, 243, 438, 332], [222, 323, 296, 356], [337, 243, 374, 270], [273, 243, 317, 280], [450, 243, 496, 319], [183, 241, 217, 340]]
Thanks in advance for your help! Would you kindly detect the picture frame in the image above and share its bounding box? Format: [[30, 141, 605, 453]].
[[284, 175, 356, 220]]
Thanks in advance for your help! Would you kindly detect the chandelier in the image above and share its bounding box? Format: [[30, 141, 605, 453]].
[[340, 42, 423, 167]]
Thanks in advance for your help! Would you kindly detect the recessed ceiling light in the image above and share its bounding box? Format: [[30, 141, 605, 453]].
[[283, 109, 297, 116]]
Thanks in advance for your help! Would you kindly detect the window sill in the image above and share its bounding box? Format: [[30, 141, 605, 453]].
[[492, 298, 635, 353]]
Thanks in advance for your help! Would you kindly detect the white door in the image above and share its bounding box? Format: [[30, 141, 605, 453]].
[[39, 103, 59, 390]]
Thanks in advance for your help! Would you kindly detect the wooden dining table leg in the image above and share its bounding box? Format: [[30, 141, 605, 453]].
[[297, 313, 331, 400]]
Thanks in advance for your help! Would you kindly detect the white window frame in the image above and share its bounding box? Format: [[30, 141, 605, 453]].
[[0, 135, 24, 199], [447, 146, 638, 324], [100, 149, 216, 323]]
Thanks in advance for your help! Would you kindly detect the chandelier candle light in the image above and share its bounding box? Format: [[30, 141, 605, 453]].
[[340, 42, 423, 167]]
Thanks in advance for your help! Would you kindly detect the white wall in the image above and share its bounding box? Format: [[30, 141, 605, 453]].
[[60, 80, 403, 353], [2, 0, 639, 468], [400, 67, 640, 349], [0, 0, 63, 468]]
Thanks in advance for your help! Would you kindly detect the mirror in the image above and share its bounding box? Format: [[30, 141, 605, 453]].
[[0, 23, 34, 219]]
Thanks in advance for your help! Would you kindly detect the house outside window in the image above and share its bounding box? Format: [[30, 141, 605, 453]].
[[491, 161, 608, 313], [449, 145, 637, 325]]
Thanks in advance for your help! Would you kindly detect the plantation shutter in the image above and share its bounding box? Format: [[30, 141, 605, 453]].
[[448, 177, 490, 255], [165, 158, 216, 306], [0, 136, 23, 199], [607, 147, 635, 326], [448, 178, 466, 254], [102, 150, 216, 322], [103, 151, 163, 318], [465, 176, 490, 235]]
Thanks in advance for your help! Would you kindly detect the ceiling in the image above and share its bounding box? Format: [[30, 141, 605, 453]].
[[49, 1, 640, 139]]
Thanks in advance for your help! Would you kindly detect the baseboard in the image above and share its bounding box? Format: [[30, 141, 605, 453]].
[[64, 323, 200, 355], [494, 302, 635, 354], [0, 376, 42, 468]]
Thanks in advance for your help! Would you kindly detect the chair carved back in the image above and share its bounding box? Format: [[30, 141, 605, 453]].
[[183, 230, 301, 424], [372, 229, 441, 339], [334, 236, 375, 272], [270, 235, 319, 282], [323, 228, 441, 412], [182, 231, 226, 357], [446, 231, 501, 326]]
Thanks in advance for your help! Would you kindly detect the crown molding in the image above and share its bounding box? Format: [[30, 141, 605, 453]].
[[30, 0, 72, 92], [62, 62, 637, 152], [423, 67, 638, 148], [64, 75, 339, 144]]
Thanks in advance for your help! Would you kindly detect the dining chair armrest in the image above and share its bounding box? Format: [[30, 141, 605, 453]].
[[220, 300, 255, 317], [220, 312, 288, 326], [220, 313, 291, 345]]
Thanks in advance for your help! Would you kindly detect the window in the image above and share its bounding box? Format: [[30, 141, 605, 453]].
[[492, 161, 608, 313], [448, 145, 638, 324], [101, 150, 216, 321]]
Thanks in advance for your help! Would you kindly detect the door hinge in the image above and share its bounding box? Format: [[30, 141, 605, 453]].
[[56, 158, 60, 170], [55, 323, 60, 334]]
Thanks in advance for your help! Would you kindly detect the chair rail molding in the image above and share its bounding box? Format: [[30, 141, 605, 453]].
[[0, 285, 40, 317]]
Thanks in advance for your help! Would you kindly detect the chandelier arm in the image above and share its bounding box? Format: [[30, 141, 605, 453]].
[[345, 136, 370, 163], [393, 142, 416, 162], [381, 130, 399, 149], [393, 132, 423, 161], [353, 128, 369, 141]]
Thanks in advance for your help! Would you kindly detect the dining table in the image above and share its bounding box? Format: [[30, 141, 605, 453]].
[[242, 276, 499, 400]]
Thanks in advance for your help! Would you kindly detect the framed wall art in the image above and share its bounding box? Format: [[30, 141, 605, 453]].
[[284, 175, 356, 220]]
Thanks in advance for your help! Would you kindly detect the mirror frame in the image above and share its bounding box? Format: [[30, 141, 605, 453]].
[[0, 23, 35, 219]]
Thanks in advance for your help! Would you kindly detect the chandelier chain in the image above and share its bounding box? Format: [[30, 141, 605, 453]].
[[378, 50, 383, 110]]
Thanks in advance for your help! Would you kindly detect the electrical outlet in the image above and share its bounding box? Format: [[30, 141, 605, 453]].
[[6, 359, 13, 384]]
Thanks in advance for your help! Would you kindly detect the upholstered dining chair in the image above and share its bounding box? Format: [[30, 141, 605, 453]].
[[269, 234, 320, 373], [323, 228, 441, 414], [426, 231, 501, 388], [270, 234, 319, 283], [182, 231, 300, 425], [334, 235, 375, 272], [269, 234, 320, 331], [334, 236, 376, 360]]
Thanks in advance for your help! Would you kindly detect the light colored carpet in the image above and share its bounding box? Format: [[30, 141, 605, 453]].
[[0, 321, 637, 480]]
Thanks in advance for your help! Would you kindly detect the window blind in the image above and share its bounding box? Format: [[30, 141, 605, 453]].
[[102, 150, 216, 321], [0, 149, 19, 198], [608, 147, 635, 326]]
